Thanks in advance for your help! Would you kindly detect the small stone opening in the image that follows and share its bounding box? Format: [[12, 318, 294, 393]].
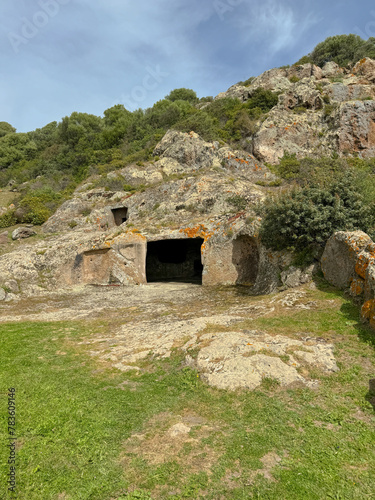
[[111, 207, 128, 226], [146, 238, 204, 283], [232, 235, 259, 285]]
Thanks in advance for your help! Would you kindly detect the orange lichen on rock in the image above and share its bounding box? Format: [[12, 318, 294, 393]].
[[355, 254, 371, 279], [350, 277, 365, 296], [361, 299, 375, 327], [179, 224, 208, 239]]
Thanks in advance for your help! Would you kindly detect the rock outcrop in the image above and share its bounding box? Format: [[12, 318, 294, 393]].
[[321, 231, 375, 328], [3, 58, 375, 298]]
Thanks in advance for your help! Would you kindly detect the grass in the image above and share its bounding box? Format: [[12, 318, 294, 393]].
[[0, 285, 374, 499]]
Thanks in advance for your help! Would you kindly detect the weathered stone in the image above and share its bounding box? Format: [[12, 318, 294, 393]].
[[282, 81, 323, 110], [0, 288, 5, 301], [361, 299, 375, 328], [153, 130, 220, 169], [327, 83, 374, 103], [281, 265, 315, 288], [350, 277, 366, 297], [322, 61, 343, 78], [214, 83, 251, 101], [4, 280, 19, 294], [0, 231, 8, 245], [321, 231, 372, 288], [287, 63, 323, 81], [11, 227, 36, 240], [193, 330, 337, 391], [352, 57, 375, 83], [337, 100, 375, 157]]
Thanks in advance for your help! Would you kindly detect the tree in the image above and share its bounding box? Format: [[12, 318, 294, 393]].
[[0, 122, 16, 138], [165, 88, 198, 103]]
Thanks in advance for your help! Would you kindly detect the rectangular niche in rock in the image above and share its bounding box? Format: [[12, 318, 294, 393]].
[[82, 248, 112, 284], [146, 238, 204, 284], [111, 206, 128, 226]]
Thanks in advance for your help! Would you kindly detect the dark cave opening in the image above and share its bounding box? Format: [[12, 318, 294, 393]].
[[146, 238, 204, 283], [111, 207, 128, 226]]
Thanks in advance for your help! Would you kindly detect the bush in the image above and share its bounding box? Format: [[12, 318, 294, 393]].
[[297, 34, 375, 68], [259, 178, 373, 251], [0, 211, 16, 228], [246, 88, 278, 112], [165, 88, 198, 103]]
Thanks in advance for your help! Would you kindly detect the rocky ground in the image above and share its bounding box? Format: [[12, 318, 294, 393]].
[[0, 281, 340, 391]]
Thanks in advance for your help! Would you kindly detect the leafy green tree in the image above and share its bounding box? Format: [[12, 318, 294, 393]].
[[165, 88, 198, 103], [0, 122, 16, 138], [0, 133, 37, 168]]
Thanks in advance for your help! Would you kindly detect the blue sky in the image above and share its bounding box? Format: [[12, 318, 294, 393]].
[[0, 0, 374, 132]]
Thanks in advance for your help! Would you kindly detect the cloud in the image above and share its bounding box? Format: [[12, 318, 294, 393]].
[[236, 0, 318, 53]]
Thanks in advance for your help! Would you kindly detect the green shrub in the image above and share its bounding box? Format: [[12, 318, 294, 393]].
[[289, 75, 300, 83], [274, 152, 301, 179], [246, 88, 279, 112], [293, 105, 307, 114], [0, 211, 16, 228], [165, 88, 198, 103], [259, 178, 373, 251], [297, 34, 375, 68], [226, 195, 248, 211]]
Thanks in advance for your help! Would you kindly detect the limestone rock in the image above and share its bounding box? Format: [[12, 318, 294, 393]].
[[252, 107, 327, 164], [327, 83, 374, 103], [337, 100, 375, 157], [280, 265, 315, 288], [193, 330, 337, 391], [287, 63, 323, 81], [153, 130, 219, 169], [352, 57, 375, 83], [214, 83, 251, 102], [321, 231, 372, 288], [119, 164, 163, 186], [11, 227, 36, 240], [4, 280, 19, 293], [0, 288, 5, 301], [322, 61, 344, 78], [248, 67, 291, 93], [281, 80, 323, 110]]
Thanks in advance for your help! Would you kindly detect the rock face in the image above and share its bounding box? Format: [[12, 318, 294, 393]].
[[4, 58, 375, 297], [321, 231, 375, 328], [214, 57, 375, 164]]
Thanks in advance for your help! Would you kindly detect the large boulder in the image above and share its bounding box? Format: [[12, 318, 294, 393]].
[[321, 231, 372, 288], [153, 130, 220, 169], [352, 57, 375, 83], [11, 227, 36, 240]]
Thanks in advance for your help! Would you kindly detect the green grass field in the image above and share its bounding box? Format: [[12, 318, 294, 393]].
[[1, 286, 375, 499]]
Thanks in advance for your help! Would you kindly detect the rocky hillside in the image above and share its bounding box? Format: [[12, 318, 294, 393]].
[[1, 56, 375, 326]]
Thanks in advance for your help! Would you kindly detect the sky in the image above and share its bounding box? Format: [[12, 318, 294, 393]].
[[0, 0, 375, 132]]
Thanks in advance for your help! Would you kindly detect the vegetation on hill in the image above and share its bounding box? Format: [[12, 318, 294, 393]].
[[1, 33, 375, 255], [295, 34, 375, 68], [0, 88, 278, 227], [259, 155, 375, 256]]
